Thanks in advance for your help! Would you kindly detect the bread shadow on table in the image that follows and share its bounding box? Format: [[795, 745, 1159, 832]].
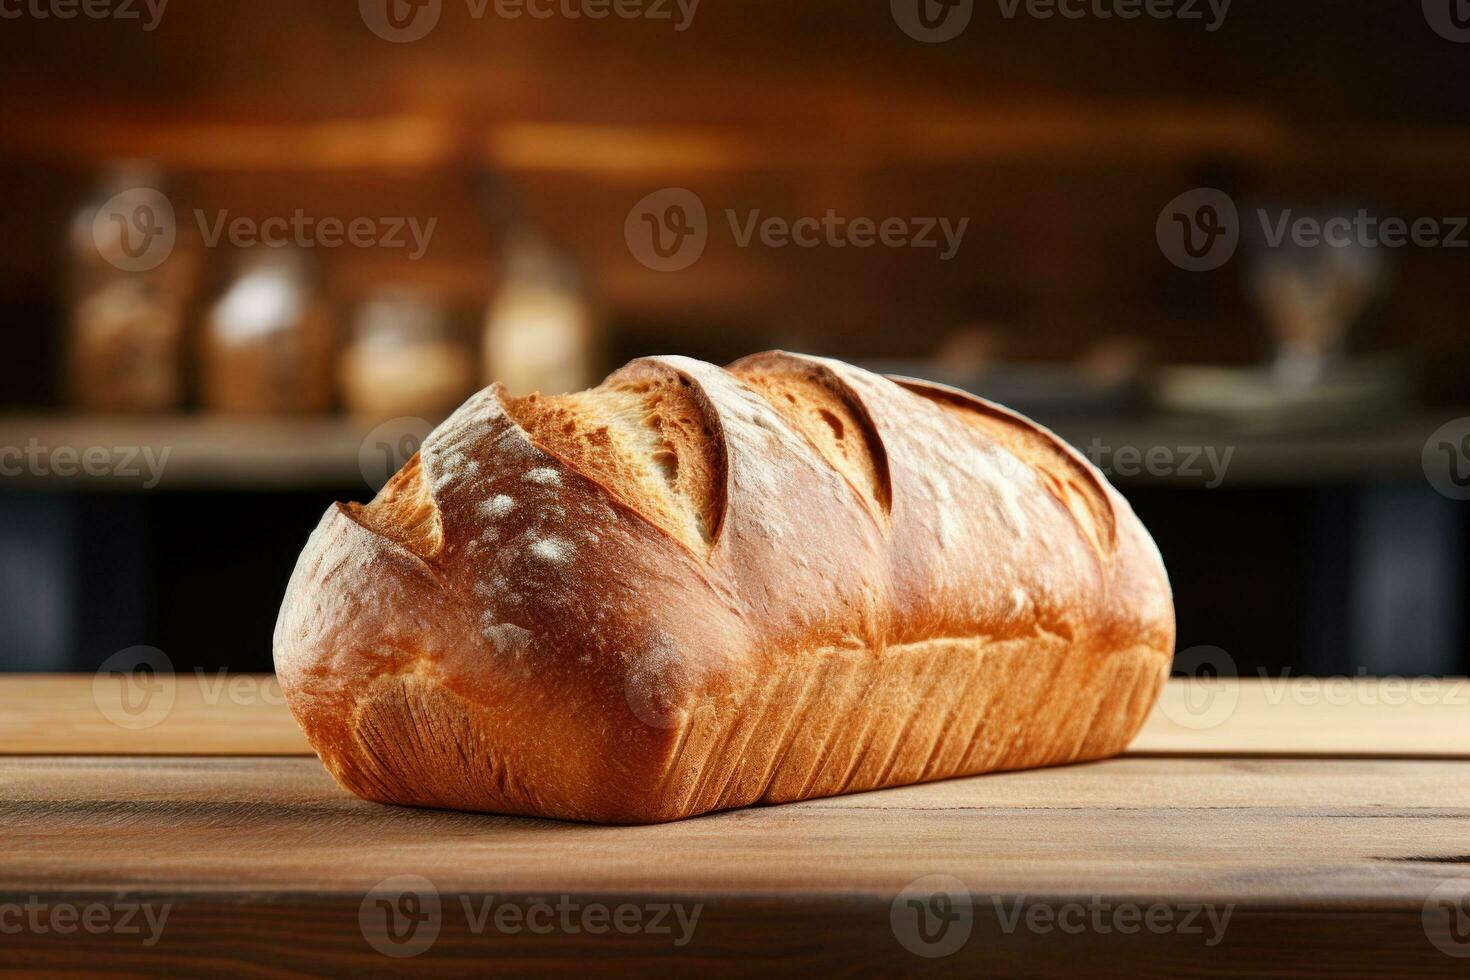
[[6, 754, 1139, 832], [303, 758, 1141, 830]]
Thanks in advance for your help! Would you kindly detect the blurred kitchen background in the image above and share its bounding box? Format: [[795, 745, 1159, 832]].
[[0, 2, 1465, 677]]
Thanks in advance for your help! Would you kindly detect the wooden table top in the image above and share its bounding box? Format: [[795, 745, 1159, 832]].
[[3, 674, 1468, 977]]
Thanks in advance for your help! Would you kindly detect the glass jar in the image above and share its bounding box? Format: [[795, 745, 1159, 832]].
[[200, 248, 336, 415], [483, 233, 600, 396], [66, 162, 195, 413], [340, 286, 475, 422]]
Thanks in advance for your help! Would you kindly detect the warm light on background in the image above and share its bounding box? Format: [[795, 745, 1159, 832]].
[[0, 1, 1465, 677]]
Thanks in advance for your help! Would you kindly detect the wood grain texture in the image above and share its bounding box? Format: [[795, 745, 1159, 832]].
[[3, 678, 1470, 974], [4, 676, 1468, 759], [4, 896, 1465, 979], [5, 756, 1470, 895], [1, 756, 1468, 977], [0, 674, 309, 756], [1141, 678, 1470, 759]]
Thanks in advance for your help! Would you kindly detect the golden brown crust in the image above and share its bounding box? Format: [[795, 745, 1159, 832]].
[[348, 454, 443, 559], [889, 375, 1118, 557], [730, 353, 891, 520], [274, 352, 1175, 824], [499, 361, 726, 553]]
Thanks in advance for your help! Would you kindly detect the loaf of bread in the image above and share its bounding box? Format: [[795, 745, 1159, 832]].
[[274, 352, 1174, 824]]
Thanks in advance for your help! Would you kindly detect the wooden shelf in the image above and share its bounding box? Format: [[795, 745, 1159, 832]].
[[0, 410, 1450, 491], [0, 414, 424, 491], [1047, 413, 1442, 487], [9, 110, 1470, 176]]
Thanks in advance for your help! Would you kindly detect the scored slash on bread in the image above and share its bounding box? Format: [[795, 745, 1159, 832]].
[[275, 351, 1175, 824]]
